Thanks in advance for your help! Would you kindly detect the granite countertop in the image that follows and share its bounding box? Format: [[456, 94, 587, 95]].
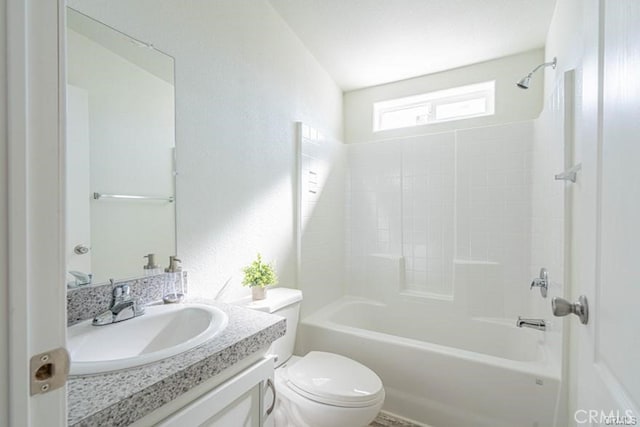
[[67, 299, 286, 426]]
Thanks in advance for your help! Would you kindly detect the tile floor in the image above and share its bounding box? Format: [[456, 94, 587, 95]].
[[370, 412, 421, 426]]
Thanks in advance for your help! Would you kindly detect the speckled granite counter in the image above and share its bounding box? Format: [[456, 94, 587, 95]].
[[67, 299, 286, 426]]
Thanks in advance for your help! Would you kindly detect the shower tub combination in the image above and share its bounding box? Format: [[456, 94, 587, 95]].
[[298, 297, 561, 427]]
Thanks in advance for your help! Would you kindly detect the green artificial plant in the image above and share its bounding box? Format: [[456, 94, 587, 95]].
[[242, 253, 278, 288]]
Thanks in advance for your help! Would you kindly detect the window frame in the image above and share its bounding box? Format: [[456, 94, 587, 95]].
[[373, 80, 496, 132]]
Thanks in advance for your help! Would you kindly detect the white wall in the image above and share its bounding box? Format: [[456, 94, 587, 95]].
[[68, 0, 344, 299], [544, 0, 584, 101], [67, 28, 176, 284], [344, 49, 545, 144], [0, 0, 9, 423], [346, 121, 534, 321]]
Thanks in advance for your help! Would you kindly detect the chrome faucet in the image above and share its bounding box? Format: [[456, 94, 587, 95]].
[[93, 281, 145, 326], [516, 316, 546, 331], [67, 270, 92, 288]]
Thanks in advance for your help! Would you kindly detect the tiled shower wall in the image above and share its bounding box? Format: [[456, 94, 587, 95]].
[[402, 133, 456, 295], [456, 123, 534, 317], [346, 121, 535, 319]]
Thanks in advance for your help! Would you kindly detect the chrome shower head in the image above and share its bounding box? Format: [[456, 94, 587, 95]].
[[517, 74, 532, 89], [516, 57, 557, 89]]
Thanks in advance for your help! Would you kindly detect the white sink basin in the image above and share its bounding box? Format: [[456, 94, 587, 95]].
[[68, 303, 228, 375]]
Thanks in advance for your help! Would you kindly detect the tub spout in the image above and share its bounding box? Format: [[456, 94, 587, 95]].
[[516, 316, 546, 331]]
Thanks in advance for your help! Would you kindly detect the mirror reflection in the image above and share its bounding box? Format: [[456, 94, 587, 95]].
[[65, 8, 176, 286]]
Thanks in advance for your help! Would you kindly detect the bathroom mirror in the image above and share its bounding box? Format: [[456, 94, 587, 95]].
[[65, 8, 176, 286]]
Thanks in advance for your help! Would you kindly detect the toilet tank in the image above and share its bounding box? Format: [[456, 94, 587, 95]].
[[236, 287, 302, 367]]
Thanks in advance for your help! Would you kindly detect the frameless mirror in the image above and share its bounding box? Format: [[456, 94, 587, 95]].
[[65, 8, 176, 286]]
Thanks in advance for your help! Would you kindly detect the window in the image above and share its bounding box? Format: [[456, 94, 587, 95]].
[[373, 81, 495, 132]]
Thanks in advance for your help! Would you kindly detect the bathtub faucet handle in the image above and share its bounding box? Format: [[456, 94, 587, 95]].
[[530, 267, 549, 298]]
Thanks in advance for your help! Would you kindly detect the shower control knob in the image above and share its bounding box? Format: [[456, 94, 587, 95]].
[[530, 267, 549, 298], [74, 244, 90, 255], [552, 295, 589, 325]]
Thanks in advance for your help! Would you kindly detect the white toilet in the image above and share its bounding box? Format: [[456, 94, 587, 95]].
[[238, 288, 385, 427]]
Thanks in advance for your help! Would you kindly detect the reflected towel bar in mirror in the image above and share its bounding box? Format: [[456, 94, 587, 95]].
[[93, 192, 174, 203]]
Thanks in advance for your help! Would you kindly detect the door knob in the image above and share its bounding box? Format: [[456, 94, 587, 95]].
[[552, 295, 589, 324]]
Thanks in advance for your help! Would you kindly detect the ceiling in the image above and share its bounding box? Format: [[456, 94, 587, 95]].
[[268, 0, 557, 91]]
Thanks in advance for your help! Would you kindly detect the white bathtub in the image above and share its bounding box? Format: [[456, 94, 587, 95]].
[[298, 297, 561, 427]]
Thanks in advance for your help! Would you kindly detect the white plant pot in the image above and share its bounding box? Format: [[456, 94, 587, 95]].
[[252, 287, 266, 301]]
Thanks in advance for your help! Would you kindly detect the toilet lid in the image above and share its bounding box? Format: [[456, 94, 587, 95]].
[[286, 352, 384, 407]]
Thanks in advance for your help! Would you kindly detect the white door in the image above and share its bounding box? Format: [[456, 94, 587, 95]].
[[6, 0, 68, 425], [574, 0, 640, 425]]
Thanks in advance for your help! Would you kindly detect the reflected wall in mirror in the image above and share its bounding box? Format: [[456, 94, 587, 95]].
[[66, 8, 176, 286]]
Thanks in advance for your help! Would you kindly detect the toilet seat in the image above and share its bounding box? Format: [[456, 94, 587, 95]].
[[283, 352, 384, 408]]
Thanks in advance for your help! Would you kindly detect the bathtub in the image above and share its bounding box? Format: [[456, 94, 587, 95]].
[[297, 297, 561, 427]]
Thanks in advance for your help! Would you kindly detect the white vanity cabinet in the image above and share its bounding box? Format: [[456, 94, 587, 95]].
[[156, 357, 276, 427]]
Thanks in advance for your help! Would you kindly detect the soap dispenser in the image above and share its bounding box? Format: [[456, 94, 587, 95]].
[[143, 253, 161, 276], [163, 256, 184, 304]]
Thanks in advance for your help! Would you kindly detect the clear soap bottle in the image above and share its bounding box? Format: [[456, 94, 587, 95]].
[[143, 253, 161, 276], [163, 256, 184, 304]]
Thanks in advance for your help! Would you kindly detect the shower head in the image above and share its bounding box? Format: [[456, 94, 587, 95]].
[[516, 57, 557, 89], [517, 74, 532, 89]]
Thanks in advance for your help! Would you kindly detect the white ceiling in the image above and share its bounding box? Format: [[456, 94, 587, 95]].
[[268, 0, 557, 91]]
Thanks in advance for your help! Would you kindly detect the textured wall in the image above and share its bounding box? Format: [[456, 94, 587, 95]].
[[68, 0, 344, 300]]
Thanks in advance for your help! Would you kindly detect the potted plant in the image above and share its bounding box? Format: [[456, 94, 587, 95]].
[[242, 253, 278, 300]]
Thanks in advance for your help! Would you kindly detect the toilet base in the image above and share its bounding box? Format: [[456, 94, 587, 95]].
[[273, 358, 384, 427]]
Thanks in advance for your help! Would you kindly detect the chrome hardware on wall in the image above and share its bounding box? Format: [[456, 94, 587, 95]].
[[74, 244, 90, 255], [530, 267, 549, 298], [68, 270, 92, 287], [552, 295, 589, 324], [516, 316, 546, 331]]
